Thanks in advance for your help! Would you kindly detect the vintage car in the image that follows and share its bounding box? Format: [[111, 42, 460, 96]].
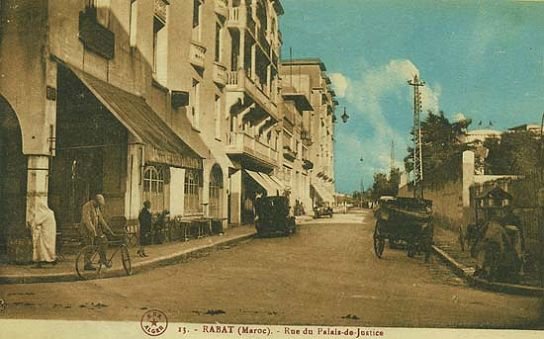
[[373, 196, 433, 261], [254, 196, 297, 237], [313, 202, 333, 218]]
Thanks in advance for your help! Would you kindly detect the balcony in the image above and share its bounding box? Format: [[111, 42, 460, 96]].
[[283, 145, 297, 162], [227, 7, 256, 37], [226, 69, 277, 119], [189, 41, 206, 68], [226, 132, 278, 167], [214, 0, 228, 17], [213, 62, 227, 86], [303, 159, 314, 170]]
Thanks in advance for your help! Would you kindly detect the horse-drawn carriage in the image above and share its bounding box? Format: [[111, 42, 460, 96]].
[[465, 186, 524, 283], [373, 196, 433, 261]]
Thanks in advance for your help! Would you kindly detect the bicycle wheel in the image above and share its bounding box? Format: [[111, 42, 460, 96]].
[[120, 244, 132, 276], [75, 245, 103, 280]]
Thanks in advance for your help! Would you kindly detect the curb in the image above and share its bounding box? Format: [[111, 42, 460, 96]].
[[0, 231, 256, 285], [432, 245, 544, 297]]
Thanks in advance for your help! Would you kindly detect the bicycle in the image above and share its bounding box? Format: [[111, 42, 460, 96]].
[[75, 233, 132, 280]]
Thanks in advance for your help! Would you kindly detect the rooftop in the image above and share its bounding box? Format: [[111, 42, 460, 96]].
[[281, 58, 327, 71]]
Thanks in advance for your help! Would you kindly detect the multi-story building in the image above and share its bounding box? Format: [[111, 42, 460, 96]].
[[223, 0, 285, 225], [0, 0, 288, 262], [277, 82, 313, 212], [280, 59, 336, 209]]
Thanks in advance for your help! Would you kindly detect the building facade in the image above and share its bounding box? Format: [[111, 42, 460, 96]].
[[0, 1, 340, 262], [280, 59, 337, 209]]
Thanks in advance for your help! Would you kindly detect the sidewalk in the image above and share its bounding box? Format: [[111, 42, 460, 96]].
[[0, 225, 255, 285], [432, 226, 544, 296]]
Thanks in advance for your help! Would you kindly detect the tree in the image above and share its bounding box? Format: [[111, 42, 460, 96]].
[[370, 168, 401, 200], [484, 131, 540, 175], [404, 110, 471, 183]]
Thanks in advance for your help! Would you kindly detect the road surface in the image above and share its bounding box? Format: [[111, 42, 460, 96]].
[[1, 210, 542, 328]]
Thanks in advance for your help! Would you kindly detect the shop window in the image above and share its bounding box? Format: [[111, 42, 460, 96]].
[[143, 165, 165, 211], [184, 169, 203, 215], [209, 165, 223, 218]]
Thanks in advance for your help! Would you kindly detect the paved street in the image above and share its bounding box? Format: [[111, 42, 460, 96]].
[[1, 211, 542, 328]]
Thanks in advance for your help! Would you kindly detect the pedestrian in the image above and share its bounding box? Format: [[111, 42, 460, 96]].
[[79, 194, 115, 270], [27, 200, 57, 268], [137, 200, 152, 257]]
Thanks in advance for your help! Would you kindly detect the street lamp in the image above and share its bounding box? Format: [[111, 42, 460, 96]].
[[341, 107, 350, 123]]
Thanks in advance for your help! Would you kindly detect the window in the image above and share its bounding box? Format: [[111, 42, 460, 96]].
[[129, 0, 138, 47], [209, 165, 223, 218], [184, 169, 203, 215], [143, 165, 165, 212], [87, 0, 111, 27], [214, 96, 221, 139], [191, 79, 201, 129], [152, 2, 168, 84], [192, 0, 202, 41], [215, 22, 223, 63]]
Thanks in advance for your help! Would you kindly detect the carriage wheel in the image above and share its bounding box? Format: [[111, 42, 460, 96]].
[[373, 224, 385, 258]]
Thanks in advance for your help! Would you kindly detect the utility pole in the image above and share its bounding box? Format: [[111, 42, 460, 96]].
[[408, 75, 425, 200], [390, 140, 395, 175], [360, 156, 364, 208]]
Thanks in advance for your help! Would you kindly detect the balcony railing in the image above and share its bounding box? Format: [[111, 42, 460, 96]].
[[227, 6, 257, 37], [213, 62, 227, 86], [226, 69, 277, 119], [226, 131, 278, 165], [189, 41, 206, 68]]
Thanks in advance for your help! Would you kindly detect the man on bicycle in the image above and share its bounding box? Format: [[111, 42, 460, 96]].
[[80, 194, 115, 270]]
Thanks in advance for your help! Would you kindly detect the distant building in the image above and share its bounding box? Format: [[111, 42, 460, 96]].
[[507, 123, 542, 135], [280, 59, 336, 209], [459, 129, 502, 145]]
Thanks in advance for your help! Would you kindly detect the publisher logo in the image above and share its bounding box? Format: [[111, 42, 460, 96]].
[[140, 309, 168, 336]]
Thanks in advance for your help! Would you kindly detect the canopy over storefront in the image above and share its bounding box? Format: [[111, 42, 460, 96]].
[[245, 170, 284, 197], [70, 67, 207, 169], [311, 182, 334, 204]]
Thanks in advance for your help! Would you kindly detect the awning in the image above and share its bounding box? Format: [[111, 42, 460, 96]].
[[311, 182, 334, 203], [246, 170, 276, 196], [260, 173, 284, 196], [69, 67, 208, 169]]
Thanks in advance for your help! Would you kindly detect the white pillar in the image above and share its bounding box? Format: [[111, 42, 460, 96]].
[[462, 150, 475, 207]]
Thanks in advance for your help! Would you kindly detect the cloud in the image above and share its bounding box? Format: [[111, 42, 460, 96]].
[[329, 73, 348, 98], [335, 59, 441, 192]]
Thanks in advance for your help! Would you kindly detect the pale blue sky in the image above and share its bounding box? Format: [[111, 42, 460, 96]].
[[279, 0, 544, 193]]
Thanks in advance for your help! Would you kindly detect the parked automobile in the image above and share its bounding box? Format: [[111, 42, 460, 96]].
[[313, 202, 333, 218], [254, 196, 296, 237]]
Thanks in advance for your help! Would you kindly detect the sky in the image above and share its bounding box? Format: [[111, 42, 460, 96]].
[[279, 0, 544, 193]]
